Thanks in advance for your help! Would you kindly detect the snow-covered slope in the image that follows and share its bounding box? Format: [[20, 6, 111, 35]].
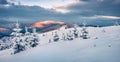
[[0, 26, 120, 62]]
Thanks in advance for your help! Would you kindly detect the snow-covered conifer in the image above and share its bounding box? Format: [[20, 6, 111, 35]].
[[114, 21, 119, 26], [80, 20, 89, 39], [66, 31, 74, 40], [53, 32, 59, 42]]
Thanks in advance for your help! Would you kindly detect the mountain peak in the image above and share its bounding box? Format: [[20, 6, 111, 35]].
[[29, 20, 65, 28], [0, 27, 8, 31]]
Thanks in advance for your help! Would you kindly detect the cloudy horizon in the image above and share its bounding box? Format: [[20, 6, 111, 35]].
[[0, 0, 120, 27]]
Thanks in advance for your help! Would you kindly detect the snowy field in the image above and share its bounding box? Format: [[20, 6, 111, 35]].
[[0, 26, 120, 62]]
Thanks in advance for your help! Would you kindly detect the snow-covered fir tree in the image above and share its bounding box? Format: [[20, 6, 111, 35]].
[[62, 33, 66, 41], [66, 30, 74, 40], [80, 20, 89, 39], [12, 37, 26, 54], [53, 32, 59, 42], [29, 28, 39, 48], [11, 21, 22, 37], [0, 37, 13, 50], [81, 28, 89, 39], [9, 21, 39, 54], [73, 24, 79, 38], [25, 26, 30, 35], [10, 21, 26, 54], [114, 21, 119, 26]]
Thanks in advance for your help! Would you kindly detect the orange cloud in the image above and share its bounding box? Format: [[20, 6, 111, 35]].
[[29, 20, 64, 28], [53, 4, 69, 9], [0, 28, 8, 31]]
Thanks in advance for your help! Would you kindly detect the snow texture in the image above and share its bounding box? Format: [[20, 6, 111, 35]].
[[0, 25, 120, 62]]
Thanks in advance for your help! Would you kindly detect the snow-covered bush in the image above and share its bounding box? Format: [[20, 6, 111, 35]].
[[9, 34, 39, 54], [13, 43, 26, 54], [0, 37, 13, 51], [29, 37, 39, 47]]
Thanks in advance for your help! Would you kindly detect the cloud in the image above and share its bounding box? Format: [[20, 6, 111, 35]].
[[0, 0, 120, 26], [0, 6, 66, 23], [96, 15, 120, 19], [113, 0, 120, 4], [52, 1, 85, 13], [0, 0, 8, 5], [0, 17, 30, 22], [66, 0, 120, 17], [85, 15, 120, 20], [7, 0, 80, 13]]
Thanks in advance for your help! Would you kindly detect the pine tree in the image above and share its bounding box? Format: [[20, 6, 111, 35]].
[[13, 43, 25, 54], [12, 37, 26, 54], [80, 20, 89, 39], [73, 29, 79, 38], [114, 21, 119, 26], [81, 28, 89, 39], [67, 31, 73, 40], [29, 37, 39, 47], [0, 37, 13, 51], [62, 33, 66, 41], [53, 32, 59, 42]]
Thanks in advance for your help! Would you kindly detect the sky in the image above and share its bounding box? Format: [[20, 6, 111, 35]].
[[8, 0, 79, 13], [0, 0, 120, 26]]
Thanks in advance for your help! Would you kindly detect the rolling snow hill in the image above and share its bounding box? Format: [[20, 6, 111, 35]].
[[0, 25, 120, 62]]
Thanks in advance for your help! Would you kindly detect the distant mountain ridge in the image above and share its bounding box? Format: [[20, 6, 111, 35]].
[[0, 20, 119, 38]]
